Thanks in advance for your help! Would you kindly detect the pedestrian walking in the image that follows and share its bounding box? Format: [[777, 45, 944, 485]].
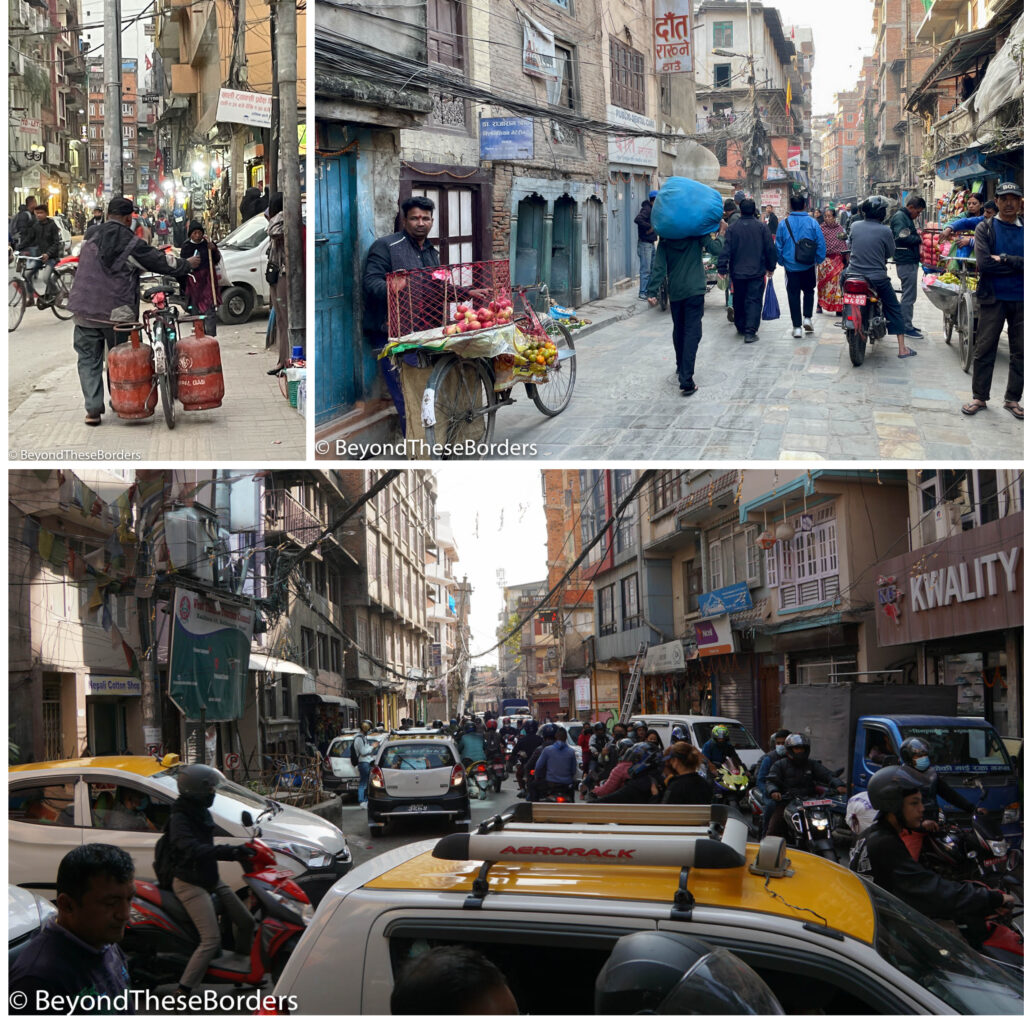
[[67, 196, 198, 426], [239, 186, 269, 222], [775, 194, 826, 337], [646, 220, 725, 395], [716, 198, 777, 344], [838, 204, 851, 230], [816, 207, 847, 318], [172, 200, 188, 247], [961, 181, 1023, 420], [180, 220, 222, 336], [265, 192, 291, 375], [890, 196, 926, 338], [9, 195, 37, 249], [154, 209, 171, 245], [763, 204, 779, 239], [634, 190, 658, 299], [722, 199, 742, 322]]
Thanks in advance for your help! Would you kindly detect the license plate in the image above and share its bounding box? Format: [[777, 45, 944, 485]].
[[983, 857, 1004, 869], [407, 803, 429, 813], [844, 294, 867, 305], [345, 780, 359, 790], [802, 799, 832, 807]]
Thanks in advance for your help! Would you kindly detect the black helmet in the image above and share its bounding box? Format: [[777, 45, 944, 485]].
[[784, 733, 810, 764], [860, 195, 888, 221], [463, 721, 476, 734], [625, 742, 651, 764], [540, 723, 557, 740], [431, 720, 444, 730], [415, 719, 425, 728], [593, 720, 607, 733], [594, 932, 783, 1015], [177, 763, 222, 807], [616, 737, 636, 754], [524, 719, 538, 735], [631, 719, 647, 730], [867, 764, 924, 821]]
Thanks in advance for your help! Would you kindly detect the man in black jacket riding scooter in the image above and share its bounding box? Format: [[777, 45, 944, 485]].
[[766, 733, 845, 837]]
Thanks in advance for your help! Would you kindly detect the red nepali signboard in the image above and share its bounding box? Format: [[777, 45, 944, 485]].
[[654, 0, 693, 74]]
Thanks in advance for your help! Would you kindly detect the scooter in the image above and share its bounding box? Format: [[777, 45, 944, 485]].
[[841, 273, 888, 366], [122, 809, 311, 988], [465, 760, 493, 800]]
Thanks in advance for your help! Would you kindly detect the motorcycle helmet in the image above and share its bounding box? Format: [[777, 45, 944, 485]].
[[648, 190, 659, 201], [711, 725, 730, 742], [867, 764, 924, 824], [594, 932, 783, 1015], [415, 720, 425, 728], [177, 763, 223, 807], [899, 736, 934, 773], [540, 723, 557, 741], [524, 719, 539, 735], [670, 726, 685, 743], [616, 737, 635, 755], [485, 719, 497, 730], [784, 733, 810, 765], [502, 717, 511, 726], [860, 195, 889, 222], [360, 719, 373, 732], [463, 721, 476, 734], [593, 720, 607, 733], [431, 720, 444, 730], [625, 742, 650, 763]]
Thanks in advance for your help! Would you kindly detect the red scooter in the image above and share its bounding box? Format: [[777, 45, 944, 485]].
[[122, 811, 311, 988]]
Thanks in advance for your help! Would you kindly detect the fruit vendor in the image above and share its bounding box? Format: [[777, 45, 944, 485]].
[[362, 196, 442, 434], [940, 194, 996, 259]]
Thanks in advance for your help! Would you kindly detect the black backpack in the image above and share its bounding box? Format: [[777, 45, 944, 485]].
[[786, 219, 818, 265], [153, 830, 175, 889], [349, 736, 361, 767]]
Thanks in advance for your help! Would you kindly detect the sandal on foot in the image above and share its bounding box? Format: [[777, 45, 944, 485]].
[[84, 413, 101, 426], [1004, 401, 1024, 421], [961, 399, 987, 416], [897, 348, 917, 359]]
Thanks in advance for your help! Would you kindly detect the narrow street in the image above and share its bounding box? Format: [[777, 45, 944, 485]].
[[8, 311, 305, 461], [495, 269, 1020, 461]]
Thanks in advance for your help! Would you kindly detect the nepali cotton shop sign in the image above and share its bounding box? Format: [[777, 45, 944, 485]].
[[168, 589, 255, 720], [874, 511, 1023, 647]]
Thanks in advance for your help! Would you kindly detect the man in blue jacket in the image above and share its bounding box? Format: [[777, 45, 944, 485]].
[[776, 194, 826, 338], [534, 727, 578, 799]]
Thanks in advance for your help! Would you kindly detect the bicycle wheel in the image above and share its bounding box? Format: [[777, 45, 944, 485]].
[[957, 293, 975, 374], [423, 355, 495, 458], [526, 317, 576, 417], [153, 323, 176, 428], [51, 269, 74, 320], [9, 278, 26, 332]]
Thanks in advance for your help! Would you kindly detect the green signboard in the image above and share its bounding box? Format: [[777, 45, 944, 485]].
[[168, 588, 254, 721]]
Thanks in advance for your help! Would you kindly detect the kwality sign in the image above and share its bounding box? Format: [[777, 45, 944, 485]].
[[874, 511, 1023, 646], [168, 588, 255, 720]]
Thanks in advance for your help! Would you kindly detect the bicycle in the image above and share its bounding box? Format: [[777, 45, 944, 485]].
[[8, 252, 73, 332], [141, 284, 187, 429]]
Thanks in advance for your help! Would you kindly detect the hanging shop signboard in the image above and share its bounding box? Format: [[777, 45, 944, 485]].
[[608, 105, 659, 167], [480, 117, 535, 160], [574, 677, 591, 710], [168, 588, 255, 721], [653, 0, 693, 74], [694, 615, 735, 657], [87, 675, 142, 697], [215, 88, 273, 129], [643, 640, 687, 675], [698, 582, 753, 616]]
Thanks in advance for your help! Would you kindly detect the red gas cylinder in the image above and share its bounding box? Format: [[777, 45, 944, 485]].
[[108, 329, 156, 420], [175, 321, 224, 410]]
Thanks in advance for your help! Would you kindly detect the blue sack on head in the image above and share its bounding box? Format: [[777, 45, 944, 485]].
[[651, 177, 724, 239]]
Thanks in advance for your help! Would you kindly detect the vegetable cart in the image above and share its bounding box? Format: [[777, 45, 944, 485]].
[[384, 259, 575, 459], [921, 257, 978, 374]]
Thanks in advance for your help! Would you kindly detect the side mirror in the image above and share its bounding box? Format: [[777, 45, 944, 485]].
[[241, 811, 253, 828]]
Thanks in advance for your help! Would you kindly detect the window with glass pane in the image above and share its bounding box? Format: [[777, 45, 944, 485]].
[[599, 584, 616, 635], [772, 506, 839, 610], [685, 559, 702, 613], [709, 541, 723, 589], [614, 471, 635, 552], [653, 471, 683, 513], [621, 574, 640, 629], [610, 38, 645, 113], [712, 21, 733, 48]]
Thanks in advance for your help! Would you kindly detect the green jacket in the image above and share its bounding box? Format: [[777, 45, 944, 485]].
[[646, 235, 723, 302], [889, 207, 921, 265]]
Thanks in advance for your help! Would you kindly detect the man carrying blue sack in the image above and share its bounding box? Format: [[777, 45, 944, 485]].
[[775, 194, 826, 338]]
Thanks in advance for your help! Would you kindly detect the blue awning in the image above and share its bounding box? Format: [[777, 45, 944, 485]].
[[935, 148, 1000, 182]]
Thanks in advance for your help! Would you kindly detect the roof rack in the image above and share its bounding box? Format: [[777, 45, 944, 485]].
[[432, 802, 752, 915]]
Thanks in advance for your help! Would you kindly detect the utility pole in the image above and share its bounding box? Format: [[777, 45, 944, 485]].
[[229, 0, 247, 229], [744, 0, 762, 208], [103, 0, 123, 199], [904, 0, 913, 191], [274, 0, 305, 360], [268, 7, 279, 193]]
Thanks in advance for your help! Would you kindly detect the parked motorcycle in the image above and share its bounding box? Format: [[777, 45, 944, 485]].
[[841, 273, 888, 366], [122, 809, 311, 987]]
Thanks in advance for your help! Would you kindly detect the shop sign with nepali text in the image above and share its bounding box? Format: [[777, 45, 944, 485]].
[[654, 0, 693, 73], [216, 89, 273, 129]]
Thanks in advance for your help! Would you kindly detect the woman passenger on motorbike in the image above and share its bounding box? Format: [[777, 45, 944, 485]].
[[655, 743, 713, 804]]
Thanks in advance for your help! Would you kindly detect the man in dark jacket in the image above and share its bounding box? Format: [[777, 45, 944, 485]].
[[166, 764, 254, 1000], [889, 196, 926, 339], [68, 196, 198, 426], [86, 206, 105, 237], [717, 198, 777, 343], [721, 199, 741, 321], [10, 195, 37, 249], [534, 727, 578, 798], [865, 766, 1011, 942], [23, 202, 64, 302], [634, 191, 658, 298], [962, 181, 1023, 420], [766, 733, 844, 837], [362, 195, 441, 434], [763, 204, 779, 237], [10, 844, 134, 1014], [239, 186, 269, 222]]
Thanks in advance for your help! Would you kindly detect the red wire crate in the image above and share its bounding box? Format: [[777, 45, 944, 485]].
[[388, 259, 543, 341]]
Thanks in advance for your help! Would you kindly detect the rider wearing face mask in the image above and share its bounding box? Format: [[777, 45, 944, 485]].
[[166, 764, 255, 1001], [897, 737, 983, 859], [755, 729, 790, 838]]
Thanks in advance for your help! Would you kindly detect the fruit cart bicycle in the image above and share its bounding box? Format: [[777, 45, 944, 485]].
[[385, 261, 576, 459], [922, 256, 978, 373]]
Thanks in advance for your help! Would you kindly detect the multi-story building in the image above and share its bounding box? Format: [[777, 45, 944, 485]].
[[426, 510, 459, 721], [821, 91, 864, 205], [810, 113, 829, 202], [337, 470, 435, 728], [497, 579, 547, 708], [691, 1, 805, 211]]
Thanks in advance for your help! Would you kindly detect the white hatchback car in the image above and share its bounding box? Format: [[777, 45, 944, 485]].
[[9, 755, 352, 906], [216, 215, 271, 324], [323, 731, 387, 800]]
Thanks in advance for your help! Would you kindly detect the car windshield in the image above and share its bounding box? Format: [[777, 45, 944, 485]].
[[151, 766, 268, 809], [693, 722, 760, 749], [219, 216, 267, 251], [867, 879, 1022, 1013], [901, 725, 1011, 772], [568, 725, 583, 744], [380, 744, 454, 770]]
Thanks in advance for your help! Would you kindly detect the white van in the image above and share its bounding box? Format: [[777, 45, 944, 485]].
[[641, 715, 765, 770]]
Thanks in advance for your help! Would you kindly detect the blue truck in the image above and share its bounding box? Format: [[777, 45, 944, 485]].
[[780, 682, 1021, 847], [501, 698, 531, 720]]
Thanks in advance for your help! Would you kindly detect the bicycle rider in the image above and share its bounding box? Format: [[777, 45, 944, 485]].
[[67, 197, 198, 428]]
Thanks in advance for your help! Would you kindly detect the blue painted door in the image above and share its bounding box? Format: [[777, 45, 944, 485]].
[[315, 148, 372, 426]]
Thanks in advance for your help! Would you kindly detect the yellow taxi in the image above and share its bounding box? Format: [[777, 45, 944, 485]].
[[9, 755, 351, 905], [271, 803, 1021, 1014]]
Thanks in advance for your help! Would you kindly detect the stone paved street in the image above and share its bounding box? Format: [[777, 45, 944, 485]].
[[495, 268, 1021, 461], [8, 310, 306, 461]]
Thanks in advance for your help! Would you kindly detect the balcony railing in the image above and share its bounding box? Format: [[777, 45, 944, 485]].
[[933, 103, 976, 160], [264, 489, 323, 546]]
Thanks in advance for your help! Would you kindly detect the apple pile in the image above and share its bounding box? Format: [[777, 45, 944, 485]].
[[441, 298, 515, 336]]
